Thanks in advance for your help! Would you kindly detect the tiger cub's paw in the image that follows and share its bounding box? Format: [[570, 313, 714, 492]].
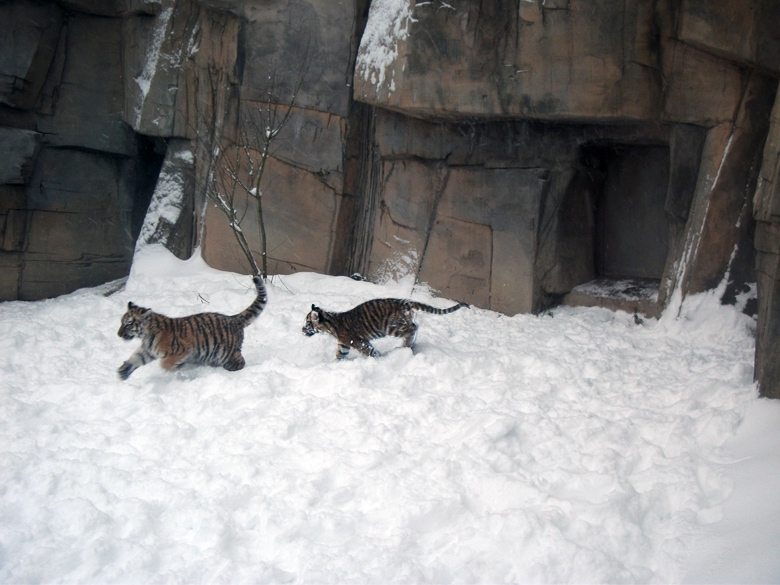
[[118, 362, 135, 380]]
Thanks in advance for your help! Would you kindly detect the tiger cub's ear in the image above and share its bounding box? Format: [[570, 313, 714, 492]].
[[128, 302, 136, 309]]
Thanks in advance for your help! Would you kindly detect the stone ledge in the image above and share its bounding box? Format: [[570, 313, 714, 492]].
[[563, 278, 661, 318]]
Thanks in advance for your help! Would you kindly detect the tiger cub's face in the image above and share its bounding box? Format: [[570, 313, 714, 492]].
[[118, 302, 151, 340], [302, 305, 326, 337]]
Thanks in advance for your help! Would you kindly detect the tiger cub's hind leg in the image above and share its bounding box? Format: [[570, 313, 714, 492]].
[[223, 352, 246, 371], [338, 339, 378, 358], [354, 339, 379, 357], [400, 322, 418, 349]]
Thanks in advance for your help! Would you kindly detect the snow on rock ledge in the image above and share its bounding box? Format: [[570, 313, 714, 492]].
[[355, 0, 415, 100]]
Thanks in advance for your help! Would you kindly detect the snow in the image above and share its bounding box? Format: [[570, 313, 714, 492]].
[[355, 0, 415, 93], [372, 239, 419, 284], [135, 153, 187, 250], [133, 4, 173, 125], [569, 278, 659, 303], [1, 244, 779, 583]]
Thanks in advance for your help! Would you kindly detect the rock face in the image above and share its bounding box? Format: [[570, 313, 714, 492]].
[[754, 93, 780, 399], [197, 0, 362, 276], [349, 0, 778, 397], [2, 0, 779, 397], [0, 0, 141, 300], [0, 0, 239, 300]]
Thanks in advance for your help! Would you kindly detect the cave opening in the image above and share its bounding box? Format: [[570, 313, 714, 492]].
[[562, 141, 671, 315], [587, 143, 671, 280]]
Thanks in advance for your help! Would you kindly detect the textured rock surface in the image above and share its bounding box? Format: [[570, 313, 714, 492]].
[[20, 147, 136, 300], [753, 90, 780, 398], [36, 13, 136, 155], [239, 0, 359, 118], [135, 138, 195, 259], [0, 0, 240, 301], [202, 154, 341, 276], [664, 72, 777, 301], [755, 222, 780, 399], [678, 0, 780, 72], [0, 0, 148, 301], [0, 1, 63, 110], [348, 0, 778, 392], [354, 0, 756, 125], [350, 108, 696, 313], [196, 0, 362, 278], [0, 128, 41, 184], [123, 0, 239, 140]]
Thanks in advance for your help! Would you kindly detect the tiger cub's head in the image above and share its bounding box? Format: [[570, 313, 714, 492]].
[[302, 304, 330, 337], [118, 302, 152, 340]]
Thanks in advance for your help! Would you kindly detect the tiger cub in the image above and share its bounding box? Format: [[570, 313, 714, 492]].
[[302, 298, 468, 359], [117, 276, 267, 379]]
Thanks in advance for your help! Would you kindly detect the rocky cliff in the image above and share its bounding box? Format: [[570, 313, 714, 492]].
[[1, 0, 778, 397]]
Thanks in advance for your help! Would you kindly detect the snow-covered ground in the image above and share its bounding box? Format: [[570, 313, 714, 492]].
[[1, 245, 778, 583]]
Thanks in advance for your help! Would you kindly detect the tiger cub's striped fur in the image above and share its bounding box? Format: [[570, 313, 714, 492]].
[[117, 276, 267, 379], [302, 298, 468, 359]]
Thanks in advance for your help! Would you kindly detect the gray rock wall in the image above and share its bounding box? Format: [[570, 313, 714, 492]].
[[0, 0, 241, 300], [0, 0, 143, 300], [754, 91, 780, 399]]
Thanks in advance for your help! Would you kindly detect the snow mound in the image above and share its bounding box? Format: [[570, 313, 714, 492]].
[[1, 246, 776, 583]]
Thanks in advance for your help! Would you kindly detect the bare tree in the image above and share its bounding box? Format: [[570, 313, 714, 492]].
[[198, 44, 310, 280], [205, 141, 262, 275], [233, 66, 307, 279]]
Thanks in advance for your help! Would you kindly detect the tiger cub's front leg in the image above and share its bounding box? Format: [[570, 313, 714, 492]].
[[118, 347, 157, 380]]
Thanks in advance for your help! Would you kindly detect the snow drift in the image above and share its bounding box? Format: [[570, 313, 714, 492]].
[[0, 245, 778, 583]]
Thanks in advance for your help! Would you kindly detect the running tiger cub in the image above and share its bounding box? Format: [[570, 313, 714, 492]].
[[302, 298, 469, 359], [117, 276, 267, 379]]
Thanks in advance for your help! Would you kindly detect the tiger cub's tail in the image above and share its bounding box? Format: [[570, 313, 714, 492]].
[[409, 300, 469, 315], [235, 275, 268, 327]]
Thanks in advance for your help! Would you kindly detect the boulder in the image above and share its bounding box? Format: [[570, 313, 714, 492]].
[[366, 158, 438, 283], [753, 88, 780, 398], [661, 41, 745, 126], [240, 0, 358, 118], [0, 0, 63, 111], [0, 185, 26, 253], [754, 86, 780, 223], [20, 147, 136, 300], [677, 72, 777, 297], [123, 0, 239, 139], [678, 0, 780, 73], [755, 222, 780, 399], [362, 142, 548, 313], [0, 250, 23, 301], [426, 166, 546, 314], [354, 0, 747, 127], [35, 14, 136, 155]]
